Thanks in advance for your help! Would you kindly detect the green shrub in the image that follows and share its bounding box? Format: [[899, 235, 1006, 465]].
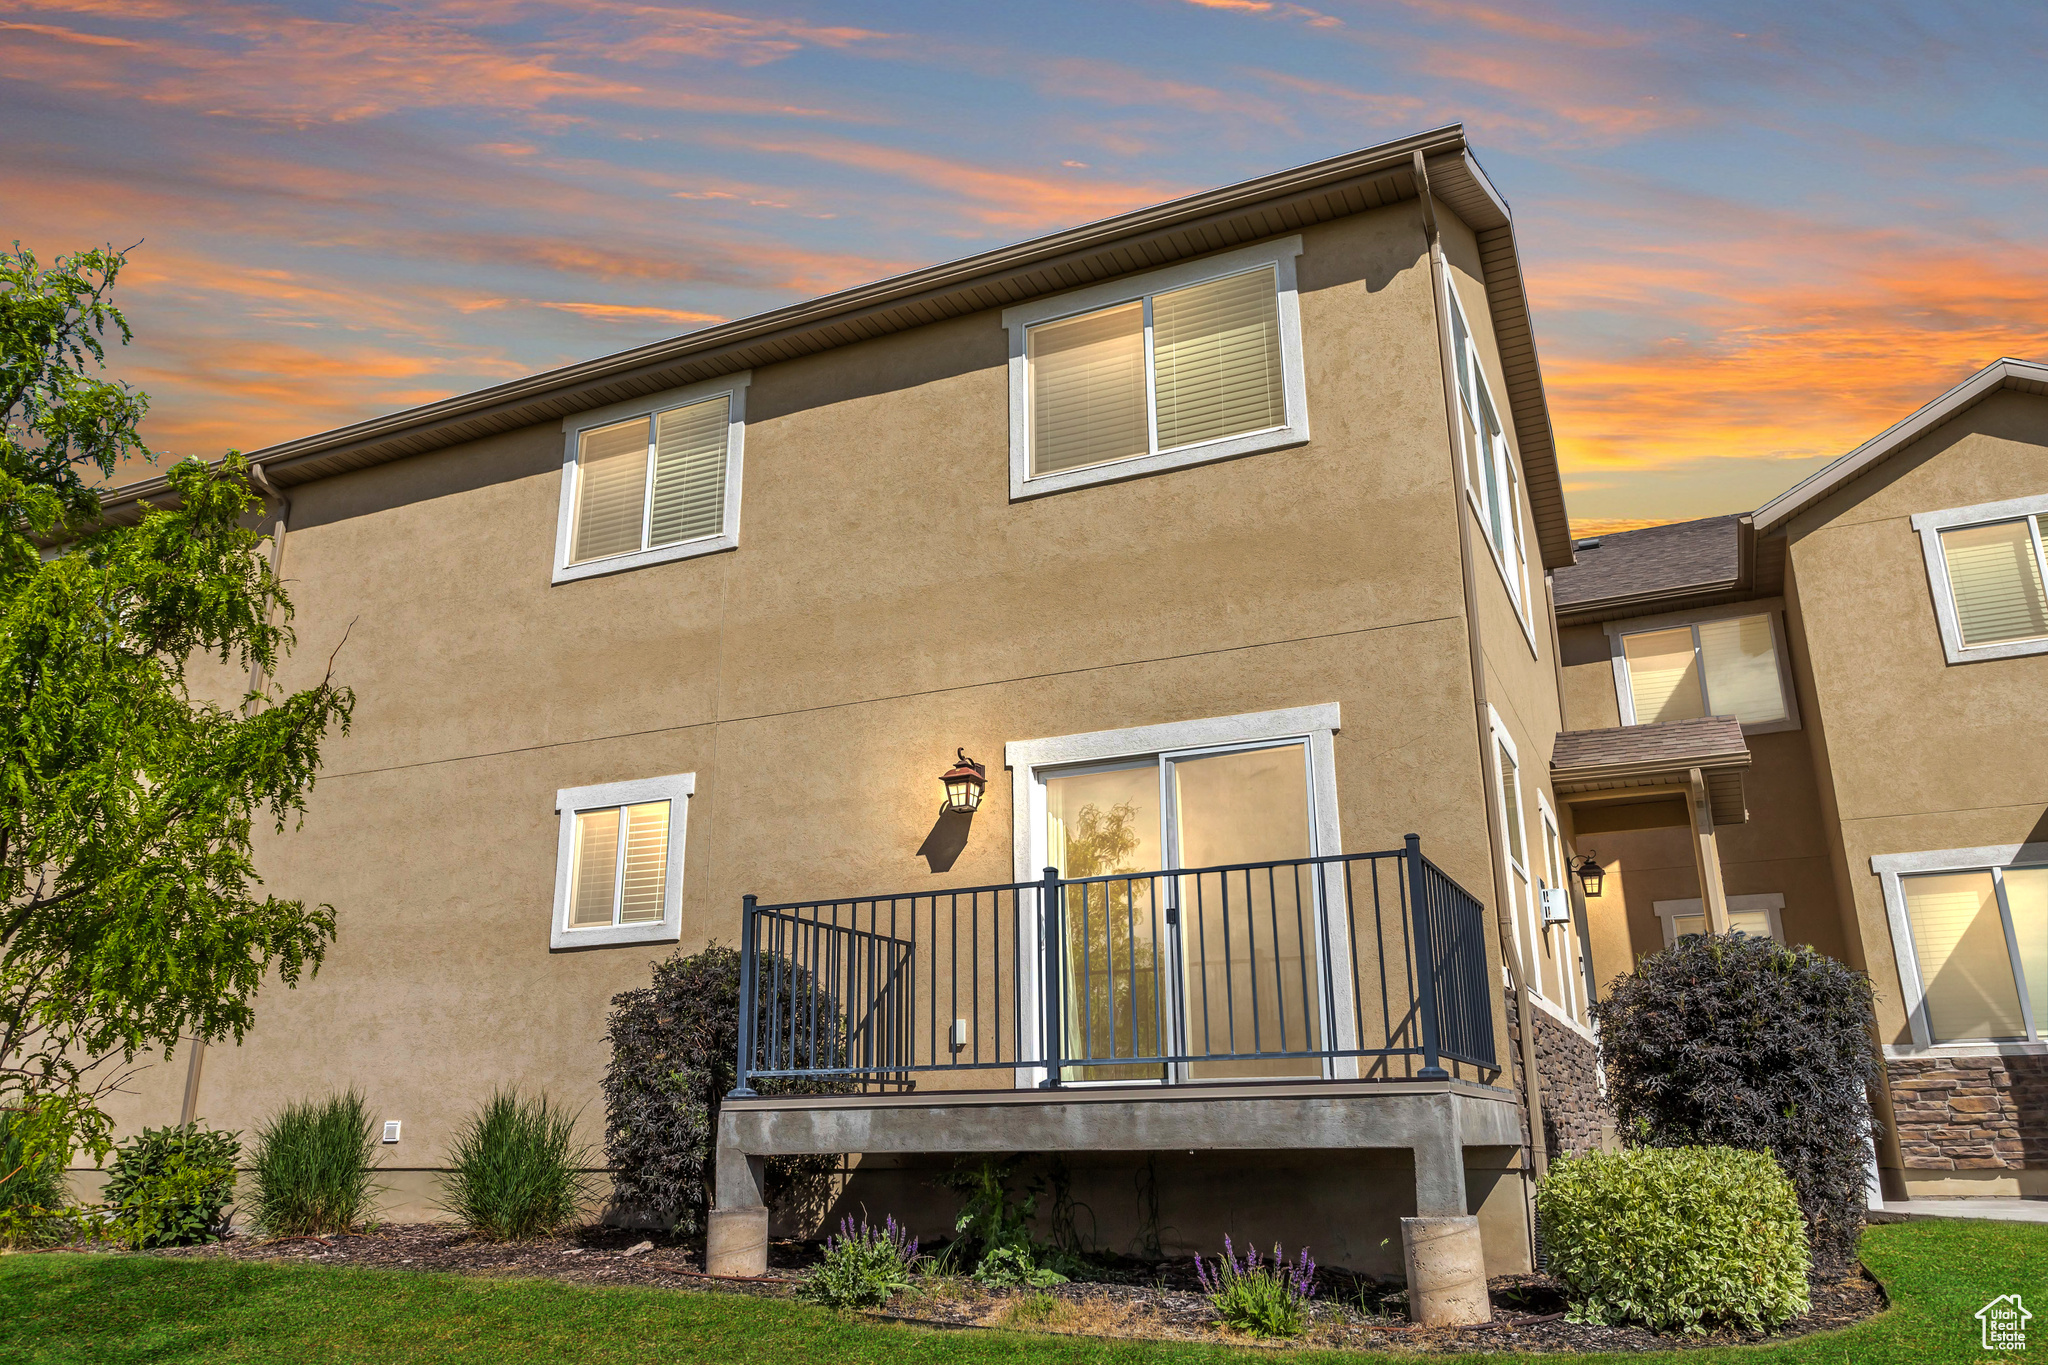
[[1195, 1237, 1316, 1338], [973, 1241, 1068, 1289], [102, 1123, 240, 1250], [438, 1090, 592, 1240], [1, 1110, 71, 1247], [1592, 934, 1880, 1270], [941, 1158, 1077, 1287], [601, 946, 846, 1234], [797, 1214, 919, 1309], [1538, 1146, 1810, 1334], [248, 1090, 381, 1236]]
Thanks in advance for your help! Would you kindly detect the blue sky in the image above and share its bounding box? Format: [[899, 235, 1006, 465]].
[[5, 0, 2045, 530]]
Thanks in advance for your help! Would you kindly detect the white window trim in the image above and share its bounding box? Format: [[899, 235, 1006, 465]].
[[1487, 707, 1542, 1000], [550, 772, 694, 949], [1534, 792, 1587, 1024], [1651, 892, 1786, 946], [1604, 598, 1802, 735], [1443, 279, 1540, 657], [1001, 238, 1309, 500], [1872, 841, 2048, 1048], [1910, 492, 2048, 664], [552, 373, 751, 585], [1003, 703, 1349, 1086]]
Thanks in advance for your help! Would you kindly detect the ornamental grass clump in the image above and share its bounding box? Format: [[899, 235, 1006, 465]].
[[438, 1090, 593, 1240], [1195, 1236, 1317, 1338], [797, 1214, 919, 1310], [248, 1089, 382, 1236], [1538, 1146, 1810, 1334]]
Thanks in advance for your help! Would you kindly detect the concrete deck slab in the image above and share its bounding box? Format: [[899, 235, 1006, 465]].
[[1870, 1199, 2048, 1225]]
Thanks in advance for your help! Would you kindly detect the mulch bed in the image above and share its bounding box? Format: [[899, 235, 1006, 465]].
[[110, 1224, 1884, 1354]]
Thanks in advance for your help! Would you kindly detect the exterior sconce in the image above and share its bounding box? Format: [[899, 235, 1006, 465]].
[[940, 749, 987, 815], [1571, 852, 1606, 899]]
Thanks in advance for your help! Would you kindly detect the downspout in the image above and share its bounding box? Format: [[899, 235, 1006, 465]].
[[178, 461, 291, 1127], [1412, 152, 1547, 1183]]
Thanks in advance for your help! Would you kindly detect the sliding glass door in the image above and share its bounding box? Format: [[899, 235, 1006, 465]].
[[1042, 739, 1322, 1083]]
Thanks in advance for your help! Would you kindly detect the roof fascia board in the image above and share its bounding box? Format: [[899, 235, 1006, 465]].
[[1753, 358, 2048, 533]]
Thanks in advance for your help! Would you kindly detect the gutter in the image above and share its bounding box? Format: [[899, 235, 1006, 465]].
[[178, 460, 292, 1128], [1413, 151, 1549, 1185]]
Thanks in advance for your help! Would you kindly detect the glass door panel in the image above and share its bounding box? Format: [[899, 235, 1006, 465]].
[[1169, 743, 1320, 1080], [1046, 763, 1167, 1082]]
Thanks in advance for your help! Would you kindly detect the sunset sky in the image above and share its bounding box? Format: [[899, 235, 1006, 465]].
[[5, 1, 2045, 532]]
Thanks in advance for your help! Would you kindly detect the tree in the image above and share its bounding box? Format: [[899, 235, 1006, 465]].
[[1591, 933, 1882, 1272], [0, 244, 354, 1188]]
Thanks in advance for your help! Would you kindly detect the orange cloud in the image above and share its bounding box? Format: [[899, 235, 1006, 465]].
[[1566, 517, 1679, 538]]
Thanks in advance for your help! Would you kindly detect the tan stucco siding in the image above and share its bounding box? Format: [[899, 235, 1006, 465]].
[[1786, 389, 2048, 1043], [100, 201, 1531, 1171]]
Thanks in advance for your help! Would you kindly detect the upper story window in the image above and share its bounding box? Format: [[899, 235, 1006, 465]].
[[553, 375, 749, 585], [1605, 604, 1799, 733], [1874, 842, 2046, 1047], [1446, 282, 1531, 620], [1912, 493, 2048, 664], [1002, 238, 1309, 499], [551, 773, 693, 948]]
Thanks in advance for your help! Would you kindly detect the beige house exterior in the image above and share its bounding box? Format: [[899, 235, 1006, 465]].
[[82, 125, 1612, 1304], [1553, 359, 2048, 1203]]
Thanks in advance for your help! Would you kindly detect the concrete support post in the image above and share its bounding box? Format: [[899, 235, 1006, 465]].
[[1687, 767, 1731, 934], [1401, 1216, 1491, 1325], [708, 1122, 768, 1277]]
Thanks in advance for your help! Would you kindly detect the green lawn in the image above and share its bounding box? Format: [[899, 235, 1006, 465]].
[[0, 1218, 2037, 1363]]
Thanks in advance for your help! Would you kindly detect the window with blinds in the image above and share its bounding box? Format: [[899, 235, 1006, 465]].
[[1938, 515, 2048, 647], [1445, 283, 1529, 612], [570, 395, 731, 565], [1903, 869, 2036, 1043], [1026, 266, 1285, 478], [1619, 612, 1789, 727], [568, 801, 672, 929]]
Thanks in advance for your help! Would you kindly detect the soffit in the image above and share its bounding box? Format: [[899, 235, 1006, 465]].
[[96, 126, 1572, 566]]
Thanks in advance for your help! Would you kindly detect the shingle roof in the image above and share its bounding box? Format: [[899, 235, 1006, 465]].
[[1552, 515, 1742, 612], [1551, 717, 1750, 826]]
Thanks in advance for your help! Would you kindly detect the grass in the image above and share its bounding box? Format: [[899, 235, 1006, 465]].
[[0, 1217, 2035, 1363], [248, 1090, 382, 1236]]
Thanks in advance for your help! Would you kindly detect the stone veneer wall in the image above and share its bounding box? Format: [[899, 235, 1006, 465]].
[[1887, 1053, 2048, 1173], [1505, 993, 1612, 1161]]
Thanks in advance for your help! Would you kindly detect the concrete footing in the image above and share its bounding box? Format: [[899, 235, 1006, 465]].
[[1400, 1215, 1490, 1326], [706, 1206, 769, 1277]]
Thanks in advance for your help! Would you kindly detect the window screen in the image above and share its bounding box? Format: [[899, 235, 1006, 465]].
[[1622, 614, 1788, 727], [1940, 517, 2048, 646], [1903, 871, 2027, 1042], [568, 801, 672, 929], [570, 396, 730, 565]]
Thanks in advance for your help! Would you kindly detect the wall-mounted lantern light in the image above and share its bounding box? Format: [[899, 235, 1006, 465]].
[[1571, 852, 1606, 899], [940, 749, 987, 815]]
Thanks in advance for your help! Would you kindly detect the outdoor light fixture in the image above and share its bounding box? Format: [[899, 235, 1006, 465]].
[[940, 749, 987, 815], [1571, 852, 1606, 899]]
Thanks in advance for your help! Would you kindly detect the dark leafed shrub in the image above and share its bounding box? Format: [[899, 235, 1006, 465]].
[[249, 1089, 381, 1236], [439, 1090, 593, 1240], [1539, 1146, 1809, 1333], [1591, 934, 1881, 1271], [601, 945, 843, 1235], [102, 1123, 240, 1250]]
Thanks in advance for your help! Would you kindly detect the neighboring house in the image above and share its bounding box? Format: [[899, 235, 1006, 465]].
[[1552, 357, 2048, 1204], [86, 124, 1608, 1301]]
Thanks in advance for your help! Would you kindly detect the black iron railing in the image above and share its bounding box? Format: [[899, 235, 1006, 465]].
[[730, 834, 1495, 1095]]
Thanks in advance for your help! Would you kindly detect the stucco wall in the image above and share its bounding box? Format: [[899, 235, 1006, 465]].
[[89, 198, 1535, 1223]]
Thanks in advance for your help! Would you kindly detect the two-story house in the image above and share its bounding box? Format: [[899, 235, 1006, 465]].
[[89, 123, 1616, 1320], [1552, 358, 2048, 1208]]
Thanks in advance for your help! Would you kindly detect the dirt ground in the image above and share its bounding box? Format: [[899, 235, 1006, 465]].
[[125, 1223, 1885, 1354]]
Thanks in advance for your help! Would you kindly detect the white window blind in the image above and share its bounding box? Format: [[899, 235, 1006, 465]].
[[1904, 871, 2028, 1042], [568, 801, 672, 929], [1621, 613, 1788, 727], [1669, 909, 1774, 941], [570, 396, 731, 565], [2006, 867, 2047, 1035], [1939, 517, 2048, 647], [1152, 268, 1284, 451], [1028, 301, 1147, 476], [1026, 267, 1284, 479]]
